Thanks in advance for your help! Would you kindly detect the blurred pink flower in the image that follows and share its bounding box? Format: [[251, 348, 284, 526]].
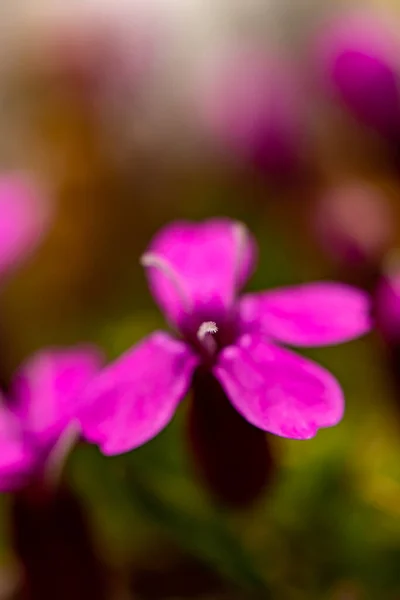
[[197, 47, 307, 178], [0, 174, 50, 280], [375, 259, 400, 343], [27, 2, 158, 109], [79, 218, 371, 456], [314, 183, 394, 267], [318, 12, 400, 139], [0, 347, 102, 491]]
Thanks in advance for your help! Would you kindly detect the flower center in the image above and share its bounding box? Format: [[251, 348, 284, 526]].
[[197, 320, 218, 351], [140, 250, 239, 362], [195, 321, 219, 364]]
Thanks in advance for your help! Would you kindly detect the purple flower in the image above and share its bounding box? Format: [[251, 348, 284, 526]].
[[374, 261, 400, 418], [79, 218, 371, 456], [318, 11, 400, 139], [375, 261, 400, 344], [0, 174, 50, 281], [197, 47, 306, 178], [0, 347, 102, 491]]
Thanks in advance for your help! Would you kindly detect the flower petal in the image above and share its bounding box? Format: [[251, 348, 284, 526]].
[[142, 219, 256, 330], [79, 332, 198, 455], [0, 174, 50, 279], [239, 282, 371, 347], [11, 346, 103, 446], [0, 401, 33, 490], [214, 335, 344, 439]]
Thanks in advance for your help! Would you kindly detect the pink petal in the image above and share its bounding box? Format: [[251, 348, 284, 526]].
[[375, 268, 400, 342], [214, 335, 344, 439], [0, 401, 33, 490], [239, 282, 371, 347], [317, 11, 400, 138], [79, 332, 198, 455], [0, 174, 50, 279], [142, 219, 256, 331], [11, 346, 103, 446]]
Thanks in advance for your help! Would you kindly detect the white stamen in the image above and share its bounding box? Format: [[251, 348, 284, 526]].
[[140, 252, 192, 313], [197, 321, 218, 355], [197, 321, 218, 341]]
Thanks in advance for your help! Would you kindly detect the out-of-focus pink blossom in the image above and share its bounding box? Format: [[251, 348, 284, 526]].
[[375, 258, 400, 343], [0, 347, 103, 491], [318, 11, 400, 139], [314, 183, 394, 267], [196, 47, 308, 178], [0, 174, 50, 280]]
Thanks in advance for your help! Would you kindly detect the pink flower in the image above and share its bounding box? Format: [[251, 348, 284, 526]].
[[318, 12, 400, 139], [0, 174, 50, 280], [375, 260, 400, 343], [197, 47, 307, 178], [374, 260, 400, 419], [0, 347, 102, 491], [79, 218, 371, 456], [314, 183, 394, 267]]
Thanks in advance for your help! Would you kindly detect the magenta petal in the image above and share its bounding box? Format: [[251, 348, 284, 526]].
[[239, 282, 371, 347], [142, 219, 256, 330], [0, 174, 50, 279], [214, 335, 344, 439], [79, 332, 198, 455], [319, 13, 400, 138], [11, 347, 103, 445], [375, 269, 400, 342], [0, 402, 33, 490]]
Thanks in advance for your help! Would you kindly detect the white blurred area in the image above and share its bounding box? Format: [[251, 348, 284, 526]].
[[0, 0, 398, 170], [0, 1, 304, 160]]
